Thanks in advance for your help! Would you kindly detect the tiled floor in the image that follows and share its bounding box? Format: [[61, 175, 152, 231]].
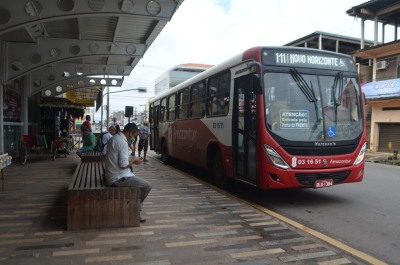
[[0, 152, 366, 264]]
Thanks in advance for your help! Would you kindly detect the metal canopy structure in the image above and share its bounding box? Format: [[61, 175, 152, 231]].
[[346, 0, 400, 26], [0, 0, 184, 103], [351, 39, 400, 59], [347, 0, 400, 60]]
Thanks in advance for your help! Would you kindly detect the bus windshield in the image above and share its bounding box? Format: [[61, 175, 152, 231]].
[[264, 71, 363, 142]]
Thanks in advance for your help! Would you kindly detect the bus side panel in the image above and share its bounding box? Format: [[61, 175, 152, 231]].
[[160, 117, 232, 172]]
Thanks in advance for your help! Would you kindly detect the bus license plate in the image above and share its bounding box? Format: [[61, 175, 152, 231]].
[[314, 179, 334, 188]]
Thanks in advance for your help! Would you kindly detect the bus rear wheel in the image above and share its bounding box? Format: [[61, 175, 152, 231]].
[[161, 141, 170, 164], [213, 151, 229, 189]]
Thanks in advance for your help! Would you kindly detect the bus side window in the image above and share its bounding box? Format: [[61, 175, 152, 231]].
[[190, 82, 206, 118], [207, 71, 230, 116], [167, 94, 176, 121], [178, 87, 190, 119], [223, 97, 230, 114], [160, 98, 167, 122], [211, 96, 224, 115]]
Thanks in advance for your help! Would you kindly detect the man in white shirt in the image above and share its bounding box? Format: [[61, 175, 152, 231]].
[[104, 123, 152, 223], [101, 125, 116, 155]]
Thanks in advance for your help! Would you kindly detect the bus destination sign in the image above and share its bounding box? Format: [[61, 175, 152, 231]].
[[262, 49, 355, 71]]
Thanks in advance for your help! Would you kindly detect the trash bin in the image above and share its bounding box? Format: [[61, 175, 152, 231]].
[[393, 150, 398, 160]]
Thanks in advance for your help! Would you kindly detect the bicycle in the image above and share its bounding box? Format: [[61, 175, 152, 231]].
[[11, 135, 44, 165], [67, 133, 82, 151], [50, 137, 70, 161]]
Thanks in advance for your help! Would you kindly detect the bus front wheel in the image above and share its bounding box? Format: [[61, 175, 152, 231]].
[[213, 151, 229, 189]]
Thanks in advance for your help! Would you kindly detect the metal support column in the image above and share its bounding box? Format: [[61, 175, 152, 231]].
[[106, 86, 109, 129], [21, 76, 28, 135], [0, 84, 4, 153]]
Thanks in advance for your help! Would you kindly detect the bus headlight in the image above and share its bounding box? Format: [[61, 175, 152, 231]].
[[354, 142, 367, 166], [263, 144, 289, 169]]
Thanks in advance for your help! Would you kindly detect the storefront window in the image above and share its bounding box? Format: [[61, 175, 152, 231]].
[[3, 81, 21, 122]]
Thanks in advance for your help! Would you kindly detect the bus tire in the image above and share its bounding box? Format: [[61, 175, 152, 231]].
[[213, 151, 229, 189], [161, 141, 170, 164]]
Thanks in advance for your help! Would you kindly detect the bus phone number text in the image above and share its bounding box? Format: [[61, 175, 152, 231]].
[[292, 157, 327, 168], [297, 158, 322, 165]]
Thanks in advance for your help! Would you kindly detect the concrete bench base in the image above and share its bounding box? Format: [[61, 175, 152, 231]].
[[67, 162, 141, 231]]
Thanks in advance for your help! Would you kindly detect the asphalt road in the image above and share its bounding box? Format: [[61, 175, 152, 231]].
[[228, 162, 400, 264], [150, 150, 399, 264]]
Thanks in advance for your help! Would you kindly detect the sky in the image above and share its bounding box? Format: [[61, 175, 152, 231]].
[[95, 0, 392, 121]]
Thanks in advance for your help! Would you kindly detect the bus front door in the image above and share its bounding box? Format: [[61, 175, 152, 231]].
[[150, 105, 161, 152], [233, 75, 257, 185]]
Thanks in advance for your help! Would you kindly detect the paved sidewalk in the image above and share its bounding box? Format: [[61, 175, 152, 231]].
[[0, 152, 373, 264], [365, 151, 400, 166]]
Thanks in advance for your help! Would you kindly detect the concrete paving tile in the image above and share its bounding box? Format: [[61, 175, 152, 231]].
[[0, 153, 370, 265]]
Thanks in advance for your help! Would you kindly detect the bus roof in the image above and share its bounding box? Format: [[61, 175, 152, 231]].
[[150, 46, 355, 103], [150, 52, 244, 102]]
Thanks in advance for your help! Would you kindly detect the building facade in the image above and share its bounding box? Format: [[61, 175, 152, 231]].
[[286, 0, 400, 153], [347, 0, 400, 152], [155, 63, 213, 94]]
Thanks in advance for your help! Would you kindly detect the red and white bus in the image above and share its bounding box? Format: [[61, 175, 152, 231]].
[[149, 46, 366, 189]]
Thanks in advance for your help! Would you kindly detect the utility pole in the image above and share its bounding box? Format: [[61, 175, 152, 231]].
[[140, 104, 148, 122], [144, 104, 147, 122], [100, 87, 147, 128]]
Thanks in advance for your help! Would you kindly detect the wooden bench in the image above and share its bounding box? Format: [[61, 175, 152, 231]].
[[80, 150, 105, 162], [67, 161, 141, 231], [0, 154, 12, 191]]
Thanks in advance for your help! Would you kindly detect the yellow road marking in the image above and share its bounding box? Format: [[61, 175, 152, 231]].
[[247, 201, 388, 265]]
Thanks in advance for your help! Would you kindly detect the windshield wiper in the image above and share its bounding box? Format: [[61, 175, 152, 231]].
[[289, 69, 322, 139], [290, 68, 317, 103], [289, 68, 319, 121], [332, 71, 344, 125], [332, 71, 344, 107]]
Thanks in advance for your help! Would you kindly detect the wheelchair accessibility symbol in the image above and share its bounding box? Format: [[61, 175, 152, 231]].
[[327, 126, 336, 138]]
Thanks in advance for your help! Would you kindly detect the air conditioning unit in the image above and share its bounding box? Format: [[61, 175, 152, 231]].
[[376, 60, 388, 70]]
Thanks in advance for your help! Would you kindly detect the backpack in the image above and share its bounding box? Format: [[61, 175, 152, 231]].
[[94, 132, 110, 152]]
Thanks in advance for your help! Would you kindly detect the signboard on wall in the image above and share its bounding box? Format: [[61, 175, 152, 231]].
[[65, 91, 95, 107], [362, 78, 400, 99]]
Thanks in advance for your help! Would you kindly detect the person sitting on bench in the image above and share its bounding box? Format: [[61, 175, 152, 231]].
[[76, 127, 96, 157], [104, 123, 152, 223]]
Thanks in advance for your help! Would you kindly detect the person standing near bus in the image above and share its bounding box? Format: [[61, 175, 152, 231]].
[[138, 122, 150, 162], [104, 123, 152, 223], [129, 134, 138, 157]]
